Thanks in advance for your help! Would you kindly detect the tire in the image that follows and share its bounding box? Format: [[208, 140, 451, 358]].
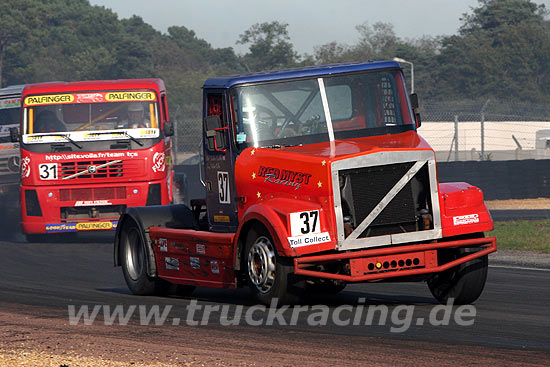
[[120, 220, 168, 296], [245, 226, 305, 306], [428, 234, 489, 305]]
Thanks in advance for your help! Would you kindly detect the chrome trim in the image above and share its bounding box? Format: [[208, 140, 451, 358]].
[[331, 150, 442, 251], [62, 159, 123, 180]]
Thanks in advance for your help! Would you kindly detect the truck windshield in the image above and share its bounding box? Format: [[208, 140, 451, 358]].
[[0, 98, 20, 143], [22, 90, 160, 144], [231, 70, 414, 149]]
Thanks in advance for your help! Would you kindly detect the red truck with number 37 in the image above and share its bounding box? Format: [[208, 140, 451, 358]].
[[114, 62, 496, 305]]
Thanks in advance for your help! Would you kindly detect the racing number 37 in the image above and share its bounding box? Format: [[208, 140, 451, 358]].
[[217, 171, 230, 204], [290, 210, 320, 236]]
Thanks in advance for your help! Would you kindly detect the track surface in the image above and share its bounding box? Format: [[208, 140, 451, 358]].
[[1, 235, 549, 365]]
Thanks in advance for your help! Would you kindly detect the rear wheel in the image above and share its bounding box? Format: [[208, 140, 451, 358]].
[[428, 234, 489, 305], [120, 220, 168, 295], [245, 226, 305, 306]]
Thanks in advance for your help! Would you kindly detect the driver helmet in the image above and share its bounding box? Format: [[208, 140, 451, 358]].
[[242, 105, 256, 123], [128, 102, 144, 113]]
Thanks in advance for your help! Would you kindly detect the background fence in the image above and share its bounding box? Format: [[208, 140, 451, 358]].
[[172, 100, 550, 163]]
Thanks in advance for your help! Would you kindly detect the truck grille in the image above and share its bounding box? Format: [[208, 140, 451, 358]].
[[60, 187, 127, 201], [60, 160, 124, 179], [61, 205, 126, 220], [343, 162, 421, 237], [333, 151, 441, 251]]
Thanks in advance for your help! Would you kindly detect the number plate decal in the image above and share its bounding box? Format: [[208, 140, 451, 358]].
[[38, 163, 58, 180], [290, 210, 320, 237], [217, 171, 230, 204]]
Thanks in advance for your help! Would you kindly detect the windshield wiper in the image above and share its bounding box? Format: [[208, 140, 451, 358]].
[[57, 134, 82, 149], [87, 131, 143, 146]]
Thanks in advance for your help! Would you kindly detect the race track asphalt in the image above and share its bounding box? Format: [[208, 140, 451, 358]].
[[0, 234, 549, 365]]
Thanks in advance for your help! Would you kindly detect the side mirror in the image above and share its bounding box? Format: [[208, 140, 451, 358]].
[[409, 93, 421, 128], [163, 121, 174, 137], [9, 127, 19, 143], [204, 115, 228, 152], [410, 93, 419, 109], [415, 112, 422, 128]]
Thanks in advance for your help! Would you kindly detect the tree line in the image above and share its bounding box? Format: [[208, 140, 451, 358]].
[[1, 0, 549, 121]]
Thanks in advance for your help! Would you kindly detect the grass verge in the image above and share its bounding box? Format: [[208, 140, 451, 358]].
[[490, 219, 550, 253]]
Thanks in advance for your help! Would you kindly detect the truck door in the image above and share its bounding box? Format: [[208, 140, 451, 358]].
[[203, 90, 238, 232]]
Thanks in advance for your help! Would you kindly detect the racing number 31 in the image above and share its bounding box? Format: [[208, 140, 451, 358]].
[[217, 171, 230, 204], [39, 163, 58, 180]]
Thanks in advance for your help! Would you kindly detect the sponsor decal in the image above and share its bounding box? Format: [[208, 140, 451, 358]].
[[21, 156, 31, 178], [25, 94, 74, 106], [74, 200, 112, 207], [258, 166, 312, 190], [165, 257, 179, 270], [152, 152, 165, 172], [44, 152, 126, 161], [287, 232, 331, 248], [27, 135, 44, 143], [0, 143, 16, 150], [0, 98, 20, 109], [196, 244, 206, 255], [453, 214, 480, 226], [210, 260, 220, 274], [214, 215, 230, 223], [190, 257, 200, 269], [159, 238, 168, 252], [24, 129, 158, 145], [105, 91, 156, 102], [140, 129, 156, 136], [75, 93, 105, 103], [45, 223, 77, 232], [45, 221, 118, 233], [76, 221, 114, 231]]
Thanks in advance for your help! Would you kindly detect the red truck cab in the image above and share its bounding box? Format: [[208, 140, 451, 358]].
[[114, 62, 496, 305], [17, 79, 174, 241]]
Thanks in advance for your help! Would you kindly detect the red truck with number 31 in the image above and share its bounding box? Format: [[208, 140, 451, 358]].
[[13, 79, 175, 242]]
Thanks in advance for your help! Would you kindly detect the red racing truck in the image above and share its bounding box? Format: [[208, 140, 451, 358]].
[[114, 62, 496, 305], [14, 79, 175, 241]]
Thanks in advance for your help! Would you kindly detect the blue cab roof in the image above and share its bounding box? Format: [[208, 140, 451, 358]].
[[203, 61, 401, 89]]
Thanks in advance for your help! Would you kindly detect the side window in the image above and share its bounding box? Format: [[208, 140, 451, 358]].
[[207, 94, 225, 124], [205, 93, 227, 151], [161, 94, 168, 122]]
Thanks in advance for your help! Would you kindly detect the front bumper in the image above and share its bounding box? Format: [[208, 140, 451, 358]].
[[21, 179, 166, 234], [294, 236, 496, 282]]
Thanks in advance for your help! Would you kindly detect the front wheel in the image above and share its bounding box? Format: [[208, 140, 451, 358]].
[[428, 243, 488, 305], [245, 226, 304, 306], [120, 220, 167, 295]]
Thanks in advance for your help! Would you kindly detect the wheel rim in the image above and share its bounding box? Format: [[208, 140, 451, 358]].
[[124, 227, 145, 281], [247, 236, 276, 294]]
